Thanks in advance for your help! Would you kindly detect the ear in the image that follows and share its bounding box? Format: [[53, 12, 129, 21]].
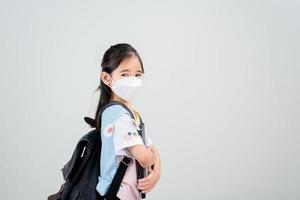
[[101, 71, 112, 88]]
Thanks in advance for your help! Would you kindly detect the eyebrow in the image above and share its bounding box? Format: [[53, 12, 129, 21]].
[[119, 69, 143, 73]]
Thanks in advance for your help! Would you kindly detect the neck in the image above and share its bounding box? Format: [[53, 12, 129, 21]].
[[111, 94, 140, 123], [111, 93, 133, 110]]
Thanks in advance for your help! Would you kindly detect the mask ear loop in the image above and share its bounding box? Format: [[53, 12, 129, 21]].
[[107, 73, 116, 87]]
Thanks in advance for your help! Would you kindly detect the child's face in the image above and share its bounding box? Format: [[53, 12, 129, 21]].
[[102, 55, 144, 88]]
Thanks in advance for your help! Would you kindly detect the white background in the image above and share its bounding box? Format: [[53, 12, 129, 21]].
[[1, 0, 299, 199]]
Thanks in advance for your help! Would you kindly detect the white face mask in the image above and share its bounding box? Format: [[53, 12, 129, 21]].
[[108, 74, 143, 102]]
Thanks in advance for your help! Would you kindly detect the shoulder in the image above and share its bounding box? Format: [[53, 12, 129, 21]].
[[101, 105, 130, 127]]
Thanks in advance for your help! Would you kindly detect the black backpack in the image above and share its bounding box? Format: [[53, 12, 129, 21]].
[[48, 100, 143, 200]]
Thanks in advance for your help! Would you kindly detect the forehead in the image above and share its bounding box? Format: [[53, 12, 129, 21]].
[[116, 56, 143, 73]]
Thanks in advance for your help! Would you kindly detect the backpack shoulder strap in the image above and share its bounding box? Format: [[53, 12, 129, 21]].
[[105, 156, 132, 199], [107, 100, 135, 119], [84, 100, 135, 129]]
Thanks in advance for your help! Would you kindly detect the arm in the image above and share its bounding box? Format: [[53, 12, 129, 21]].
[[149, 144, 161, 176], [137, 144, 161, 193], [127, 144, 157, 168]]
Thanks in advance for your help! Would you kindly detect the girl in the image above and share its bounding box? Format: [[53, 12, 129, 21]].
[[94, 43, 161, 200]]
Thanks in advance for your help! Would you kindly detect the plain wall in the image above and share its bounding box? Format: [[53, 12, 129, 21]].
[[1, 0, 299, 199]]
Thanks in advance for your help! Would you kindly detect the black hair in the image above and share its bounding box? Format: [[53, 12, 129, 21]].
[[94, 43, 144, 130]]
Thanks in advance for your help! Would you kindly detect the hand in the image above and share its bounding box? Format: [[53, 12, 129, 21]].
[[137, 144, 161, 193], [137, 166, 160, 193]]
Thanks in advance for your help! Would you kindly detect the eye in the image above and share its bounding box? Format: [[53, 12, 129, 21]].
[[121, 73, 129, 77], [135, 74, 142, 77]]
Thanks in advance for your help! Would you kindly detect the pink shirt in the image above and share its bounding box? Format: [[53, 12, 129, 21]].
[[116, 156, 141, 200]]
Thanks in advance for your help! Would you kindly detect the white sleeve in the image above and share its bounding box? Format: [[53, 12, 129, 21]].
[[113, 113, 144, 157]]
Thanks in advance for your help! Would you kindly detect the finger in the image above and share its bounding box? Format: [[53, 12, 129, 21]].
[[137, 178, 148, 184], [138, 175, 151, 184], [138, 181, 150, 188], [143, 186, 154, 193], [138, 183, 150, 190], [140, 184, 151, 191]]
